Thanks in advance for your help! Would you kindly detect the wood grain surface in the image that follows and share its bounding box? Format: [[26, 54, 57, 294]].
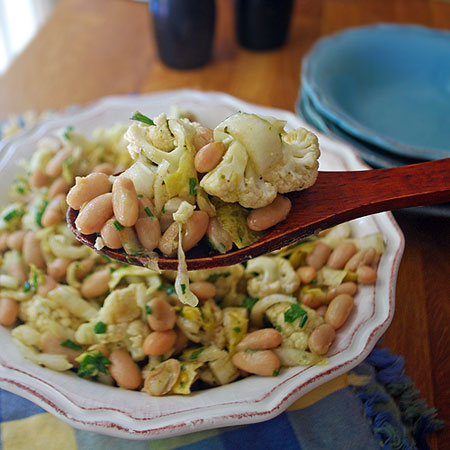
[[0, 0, 449, 448]]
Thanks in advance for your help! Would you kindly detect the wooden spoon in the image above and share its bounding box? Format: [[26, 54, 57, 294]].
[[67, 158, 450, 270]]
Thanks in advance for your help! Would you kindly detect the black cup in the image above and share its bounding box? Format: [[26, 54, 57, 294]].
[[235, 0, 294, 51], [149, 0, 216, 70]]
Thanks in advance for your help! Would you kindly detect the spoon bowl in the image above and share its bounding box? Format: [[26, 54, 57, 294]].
[[67, 158, 450, 270]]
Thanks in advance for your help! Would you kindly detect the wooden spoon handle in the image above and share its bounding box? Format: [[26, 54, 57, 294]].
[[299, 157, 450, 222]]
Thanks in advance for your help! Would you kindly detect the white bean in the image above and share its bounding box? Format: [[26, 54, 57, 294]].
[[247, 194, 291, 231], [308, 324, 335, 355], [232, 350, 280, 377], [327, 242, 357, 269], [207, 217, 233, 253], [45, 147, 73, 178], [0, 297, 19, 326], [80, 269, 111, 298], [306, 242, 332, 270], [112, 177, 139, 227], [325, 294, 354, 329], [236, 329, 282, 351], [108, 349, 142, 390], [22, 231, 46, 269], [66, 172, 112, 210], [194, 142, 226, 173], [41, 194, 65, 227], [75, 193, 113, 235]]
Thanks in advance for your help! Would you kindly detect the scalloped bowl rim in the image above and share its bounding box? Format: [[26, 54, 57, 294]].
[[0, 90, 404, 440]]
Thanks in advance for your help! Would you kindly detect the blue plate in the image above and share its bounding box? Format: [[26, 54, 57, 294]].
[[296, 88, 450, 218], [297, 89, 422, 169], [302, 24, 450, 160]]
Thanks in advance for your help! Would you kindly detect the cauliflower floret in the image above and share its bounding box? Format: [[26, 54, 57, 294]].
[[99, 284, 144, 324], [245, 256, 300, 298], [200, 112, 320, 208], [123, 319, 151, 361], [20, 294, 86, 332], [265, 303, 323, 338]]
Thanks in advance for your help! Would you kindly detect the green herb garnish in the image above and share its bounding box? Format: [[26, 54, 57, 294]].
[[275, 325, 282, 332], [144, 206, 154, 218], [206, 272, 231, 283], [166, 285, 175, 294], [145, 305, 152, 315], [242, 296, 259, 311], [233, 327, 241, 333], [189, 178, 197, 195], [108, 267, 116, 273], [60, 339, 82, 351], [113, 220, 124, 231], [190, 348, 205, 360], [181, 284, 186, 294], [284, 304, 307, 323], [299, 314, 308, 328], [244, 349, 259, 354], [63, 126, 73, 140], [36, 200, 49, 227], [161, 205, 166, 214], [94, 321, 107, 334], [130, 112, 155, 126], [77, 351, 111, 378], [272, 368, 280, 376], [4, 209, 22, 222]]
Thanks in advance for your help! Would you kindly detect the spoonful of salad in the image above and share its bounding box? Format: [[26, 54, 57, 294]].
[[67, 157, 450, 271], [65, 111, 450, 274]]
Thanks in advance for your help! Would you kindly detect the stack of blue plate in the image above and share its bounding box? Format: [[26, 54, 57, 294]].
[[297, 24, 450, 216]]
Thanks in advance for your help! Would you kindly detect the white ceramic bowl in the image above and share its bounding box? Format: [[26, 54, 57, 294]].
[[0, 90, 404, 439]]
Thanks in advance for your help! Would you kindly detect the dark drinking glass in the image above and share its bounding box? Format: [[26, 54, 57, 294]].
[[150, 0, 216, 70], [235, 0, 294, 51]]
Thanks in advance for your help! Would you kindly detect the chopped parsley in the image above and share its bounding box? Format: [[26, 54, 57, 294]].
[[113, 220, 124, 231], [130, 111, 155, 126], [244, 349, 259, 354], [63, 125, 73, 140], [60, 339, 82, 351], [242, 296, 259, 311], [275, 325, 282, 332], [181, 283, 186, 294], [36, 200, 49, 227], [77, 351, 112, 378], [233, 327, 241, 333], [299, 314, 308, 328], [284, 304, 307, 323], [161, 205, 166, 214], [108, 266, 116, 273], [94, 321, 107, 334], [272, 368, 280, 376], [206, 272, 231, 283], [137, 194, 143, 198], [190, 347, 205, 360], [189, 178, 197, 195], [4, 208, 23, 222], [159, 282, 175, 295], [144, 206, 154, 218], [145, 305, 152, 315]]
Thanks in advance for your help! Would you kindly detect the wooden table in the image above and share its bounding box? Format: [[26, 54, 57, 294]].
[[0, 0, 449, 448]]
